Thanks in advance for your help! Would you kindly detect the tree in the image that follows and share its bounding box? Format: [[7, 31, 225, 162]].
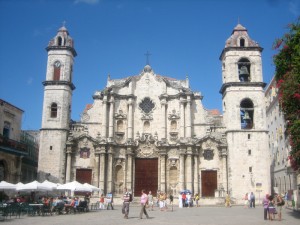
[[273, 17, 300, 171]]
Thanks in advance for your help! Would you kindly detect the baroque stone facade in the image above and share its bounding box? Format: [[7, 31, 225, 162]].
[[38, 24, 271, 203]]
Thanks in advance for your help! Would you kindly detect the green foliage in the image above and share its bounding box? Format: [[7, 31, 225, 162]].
[[273, 17, 300, 171]]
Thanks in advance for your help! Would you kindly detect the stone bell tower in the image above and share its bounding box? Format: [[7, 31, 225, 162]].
[[219, 24, 270, 201], [38, 25, 77, 183]]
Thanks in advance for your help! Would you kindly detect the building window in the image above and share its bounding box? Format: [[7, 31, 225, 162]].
[[139, 97, 155, 114], [238, 58, 250, 82], [240, 38, 245, 47], [50, 103, 58, 118], [249, 167, 252, 173], [57, 36, 62, 46], [50, 146, 53, 150], [3, 121, 10, 138], [240, 99, 254, 129], [248, 149, 251, 155]]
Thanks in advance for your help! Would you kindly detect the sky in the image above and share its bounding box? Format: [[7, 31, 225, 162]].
[[0, 0, 299, 130]]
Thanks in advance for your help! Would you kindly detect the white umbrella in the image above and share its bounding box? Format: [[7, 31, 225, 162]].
[[41, 180, 59, 190], [83, 183, 101, 191], [16, 180, 53, 192], [0, 181, 16, 190], [57, 181, 92, 192]]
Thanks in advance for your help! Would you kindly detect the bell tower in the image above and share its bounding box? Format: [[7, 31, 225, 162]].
[[38, 25, 77, 183], [219, 24, 270, 200]]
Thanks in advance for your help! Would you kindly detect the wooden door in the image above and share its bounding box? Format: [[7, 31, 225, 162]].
[[134, 159, 158, 196], [201, 170, 217, 197], [76, 168, 92, 184]]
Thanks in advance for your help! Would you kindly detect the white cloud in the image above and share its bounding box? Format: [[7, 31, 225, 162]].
[[289, 0, 300, 16], [74, 0, 100, 5]]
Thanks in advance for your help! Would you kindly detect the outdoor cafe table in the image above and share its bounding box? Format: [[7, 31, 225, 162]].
[[28, 204, 43, 216]]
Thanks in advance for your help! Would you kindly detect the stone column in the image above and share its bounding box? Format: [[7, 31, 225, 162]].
[[186, 96, 192, 138], [193, 153, 199, 194], [65, 147, 72, 183], [161, 99, 167, 140], [186, 147, 193, 191], [180, 98, 185, 138], [95, 153, 100, 187], [16, 156, 23, 183], [127, 98, 133, 140], [102, 96, 108, 138], [221, 147, 228, 195], [108, 95, 115, 138], [107, 146, 113, 192], [179, 148, 185, 190], [160, 150, 167, 192], [99, 147, 106, 192], [126, 147, 133, 190]]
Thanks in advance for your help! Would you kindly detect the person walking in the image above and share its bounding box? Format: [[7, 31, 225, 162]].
[[262, 194, 270, 220], [139, 189, 150, 219], [249, 192, 255, 208], [244, 193, 249, 208], [122, 188, 132, 219], [148, 191, 154, 211], [195, 193, 200, 207], [276, 194, 284, 221]]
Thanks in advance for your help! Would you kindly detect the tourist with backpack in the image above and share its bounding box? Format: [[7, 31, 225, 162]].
[[122, 188, 132, 219]]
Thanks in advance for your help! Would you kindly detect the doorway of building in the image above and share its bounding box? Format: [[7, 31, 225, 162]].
[[134, 158, 158, 196], [201, 170, 217, 197], [76, 168, 92, 184]]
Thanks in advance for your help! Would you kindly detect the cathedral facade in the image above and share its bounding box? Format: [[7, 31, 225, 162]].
[[38, 24, 271, 203]]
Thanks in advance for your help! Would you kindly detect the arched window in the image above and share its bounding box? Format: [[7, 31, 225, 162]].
[[57, 36, 62, 46], [240, 38, 245, 47], [53, 61, 61, 81], [50, 103, 58, 118], [240, 99, 254, 129], [238, 58, 251, 82]]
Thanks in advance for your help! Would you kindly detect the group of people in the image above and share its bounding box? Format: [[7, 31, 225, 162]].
[[179, 192, 200, 208], [243, 192, 256, 208], [98, 193, 114, 210], [121, 188, 175, 219], [263, 193, 285, 221]]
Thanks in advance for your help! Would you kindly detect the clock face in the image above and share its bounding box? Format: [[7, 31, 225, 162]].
[[54, 61, 61, 68]]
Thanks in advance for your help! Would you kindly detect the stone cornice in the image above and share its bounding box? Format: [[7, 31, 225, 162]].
[[43, 81, 76, 90], [219, 82, 266, 94], [219, 46, 263, 60], [46, 46, 77, 57]]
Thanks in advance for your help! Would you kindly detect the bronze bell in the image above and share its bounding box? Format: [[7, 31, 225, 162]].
[[239, 66, 249, 81]]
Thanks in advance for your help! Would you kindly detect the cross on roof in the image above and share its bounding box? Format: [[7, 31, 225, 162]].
[[144, 51, 151, 65]]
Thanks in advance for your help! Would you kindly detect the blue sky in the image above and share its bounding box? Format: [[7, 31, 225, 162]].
[[0, 0, 299, 130]]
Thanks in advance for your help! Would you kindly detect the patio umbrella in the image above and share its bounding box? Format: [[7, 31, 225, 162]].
[[57, 181, 92, 192], [0, 181, 16, 190], [83, 183, 101, 192], [16, 180, 53, 192], [180, 189, 192, 194], [41, 180, 59, 190]]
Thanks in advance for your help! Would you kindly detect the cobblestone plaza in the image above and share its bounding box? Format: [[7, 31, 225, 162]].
[[3, 205, 299, 225]]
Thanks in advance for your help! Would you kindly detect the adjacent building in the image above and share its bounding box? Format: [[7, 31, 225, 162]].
[[0, 99, 38, 183]]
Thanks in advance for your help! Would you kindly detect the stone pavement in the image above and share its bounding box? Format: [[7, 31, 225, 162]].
[[2, 205, 300, 225]]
